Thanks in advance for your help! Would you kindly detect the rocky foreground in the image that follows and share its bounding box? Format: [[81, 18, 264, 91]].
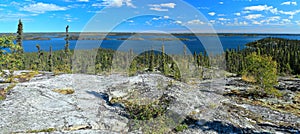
[[0, 71, 299, 134]]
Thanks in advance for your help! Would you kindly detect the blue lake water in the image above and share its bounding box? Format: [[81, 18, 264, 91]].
[[22, 35, 300, 54]]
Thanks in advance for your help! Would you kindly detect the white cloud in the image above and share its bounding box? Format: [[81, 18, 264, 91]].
[[149, 7, 168, 11], [280, 19, 292, 25], [244, 14, 263, 20], [64, 14, 78, 22], [292, 2, 297, 5], [218, 18, 230, 21], [208, 12, 216, 16], [174, 20, 182, 24], [93, 0, 135, 8], [260, 16, 281, 24], [0, 4, 7, 7], [281, 1, 297, 6], [219, 2, 224, 4], [278, 10, 300, 18], [242, 11, 251, 14], [127, 20, 134, 23], [152, 16, 169, 20], [229, 18, 248, 26], [10, 1, 21, 6], [160, 3, 176, 8], [187, 19, 205, 25], [92, 3, 103, 7], [77, 0, 89, 2], [268, 16, 280, 21], [21, 2, 68, 13], [243, 4, 300, 18], [240, 21, 248, 25], [244, 5, 273, 11], [270, 8, 278, 14], [252, 21, 261, 25], [282, 19, 291, 23], [152, 17, 159, 20], [148, 3, 176, 11], [234, 13, 241, 16]]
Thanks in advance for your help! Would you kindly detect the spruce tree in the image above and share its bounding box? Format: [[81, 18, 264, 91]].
[[65, 25, 70, 54], [161, 45, 168, 75], [149, 49, 154, 72], [17, 19, 24, 53], [48, 45, 53, 72], [129, 59, 137, 76]]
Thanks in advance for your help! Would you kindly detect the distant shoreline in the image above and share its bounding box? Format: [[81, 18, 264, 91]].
[[1, 32, 300, 36]]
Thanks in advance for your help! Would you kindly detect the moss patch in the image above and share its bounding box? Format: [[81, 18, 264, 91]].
[[0, 96, 5, 101], [26, 128, 56, 133], [52, 88, 74, 95]]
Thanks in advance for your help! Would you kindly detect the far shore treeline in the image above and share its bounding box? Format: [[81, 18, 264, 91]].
[[0, 20, 300, 84]]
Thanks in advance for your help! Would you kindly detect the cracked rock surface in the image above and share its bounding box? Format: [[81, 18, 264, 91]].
[[0, 72, 299, 133]]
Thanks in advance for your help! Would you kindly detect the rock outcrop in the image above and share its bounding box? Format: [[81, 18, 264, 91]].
[[0, 72, 299, 133]]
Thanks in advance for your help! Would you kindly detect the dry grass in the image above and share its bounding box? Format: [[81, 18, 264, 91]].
[[52, 88, 74, 95], [13, 71, 39, 82], [242, 75, 256, 83]]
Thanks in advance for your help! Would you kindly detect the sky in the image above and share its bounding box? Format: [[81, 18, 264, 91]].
[[0, 0, 300, 33]]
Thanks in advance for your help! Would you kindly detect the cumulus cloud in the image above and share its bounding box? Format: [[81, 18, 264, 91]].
[[281, 1, 297, 6], [64, 14, 78, 22], [260, 16, 281, 24], [230, 18, 248, 26], [93, 0, 135, 8], [77, 0, 89, 2], [252, 21, 261, 25], [244, 5, 273, 11], [268, 16, 281, 21], [187, 19, 205, 25], [148, 3, 176, 11], [174, 20, 182, 24], [234, 13, 241, 16], [279, 10, 300, 16], [21, 2, 68, 13], [243, 4, 300, 18], [244, 14, 263, 20], [282, 19, 291, 23], [218, 18, 230, 21], [152, 16, 170, 20], [208, 12, 216, 16]]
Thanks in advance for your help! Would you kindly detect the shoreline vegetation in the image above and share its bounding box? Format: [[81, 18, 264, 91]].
[[1, 32, 300, 41]]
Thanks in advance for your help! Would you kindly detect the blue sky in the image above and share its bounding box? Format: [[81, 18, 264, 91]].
[[0, 0, 300, 33]]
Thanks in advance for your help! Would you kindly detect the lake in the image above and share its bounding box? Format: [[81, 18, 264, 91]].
[[21, 34, 300, 55]]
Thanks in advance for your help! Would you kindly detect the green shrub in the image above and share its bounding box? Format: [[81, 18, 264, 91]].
[[174, 124, 188, 132], [242, 53, 278, 97], [124, 100, 166, 120]]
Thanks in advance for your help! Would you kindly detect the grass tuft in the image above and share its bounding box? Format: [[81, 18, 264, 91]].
[[52, 88, 74, 95]]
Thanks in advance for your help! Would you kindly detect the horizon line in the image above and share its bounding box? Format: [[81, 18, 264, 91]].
[[1, 32, 300, 35]]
